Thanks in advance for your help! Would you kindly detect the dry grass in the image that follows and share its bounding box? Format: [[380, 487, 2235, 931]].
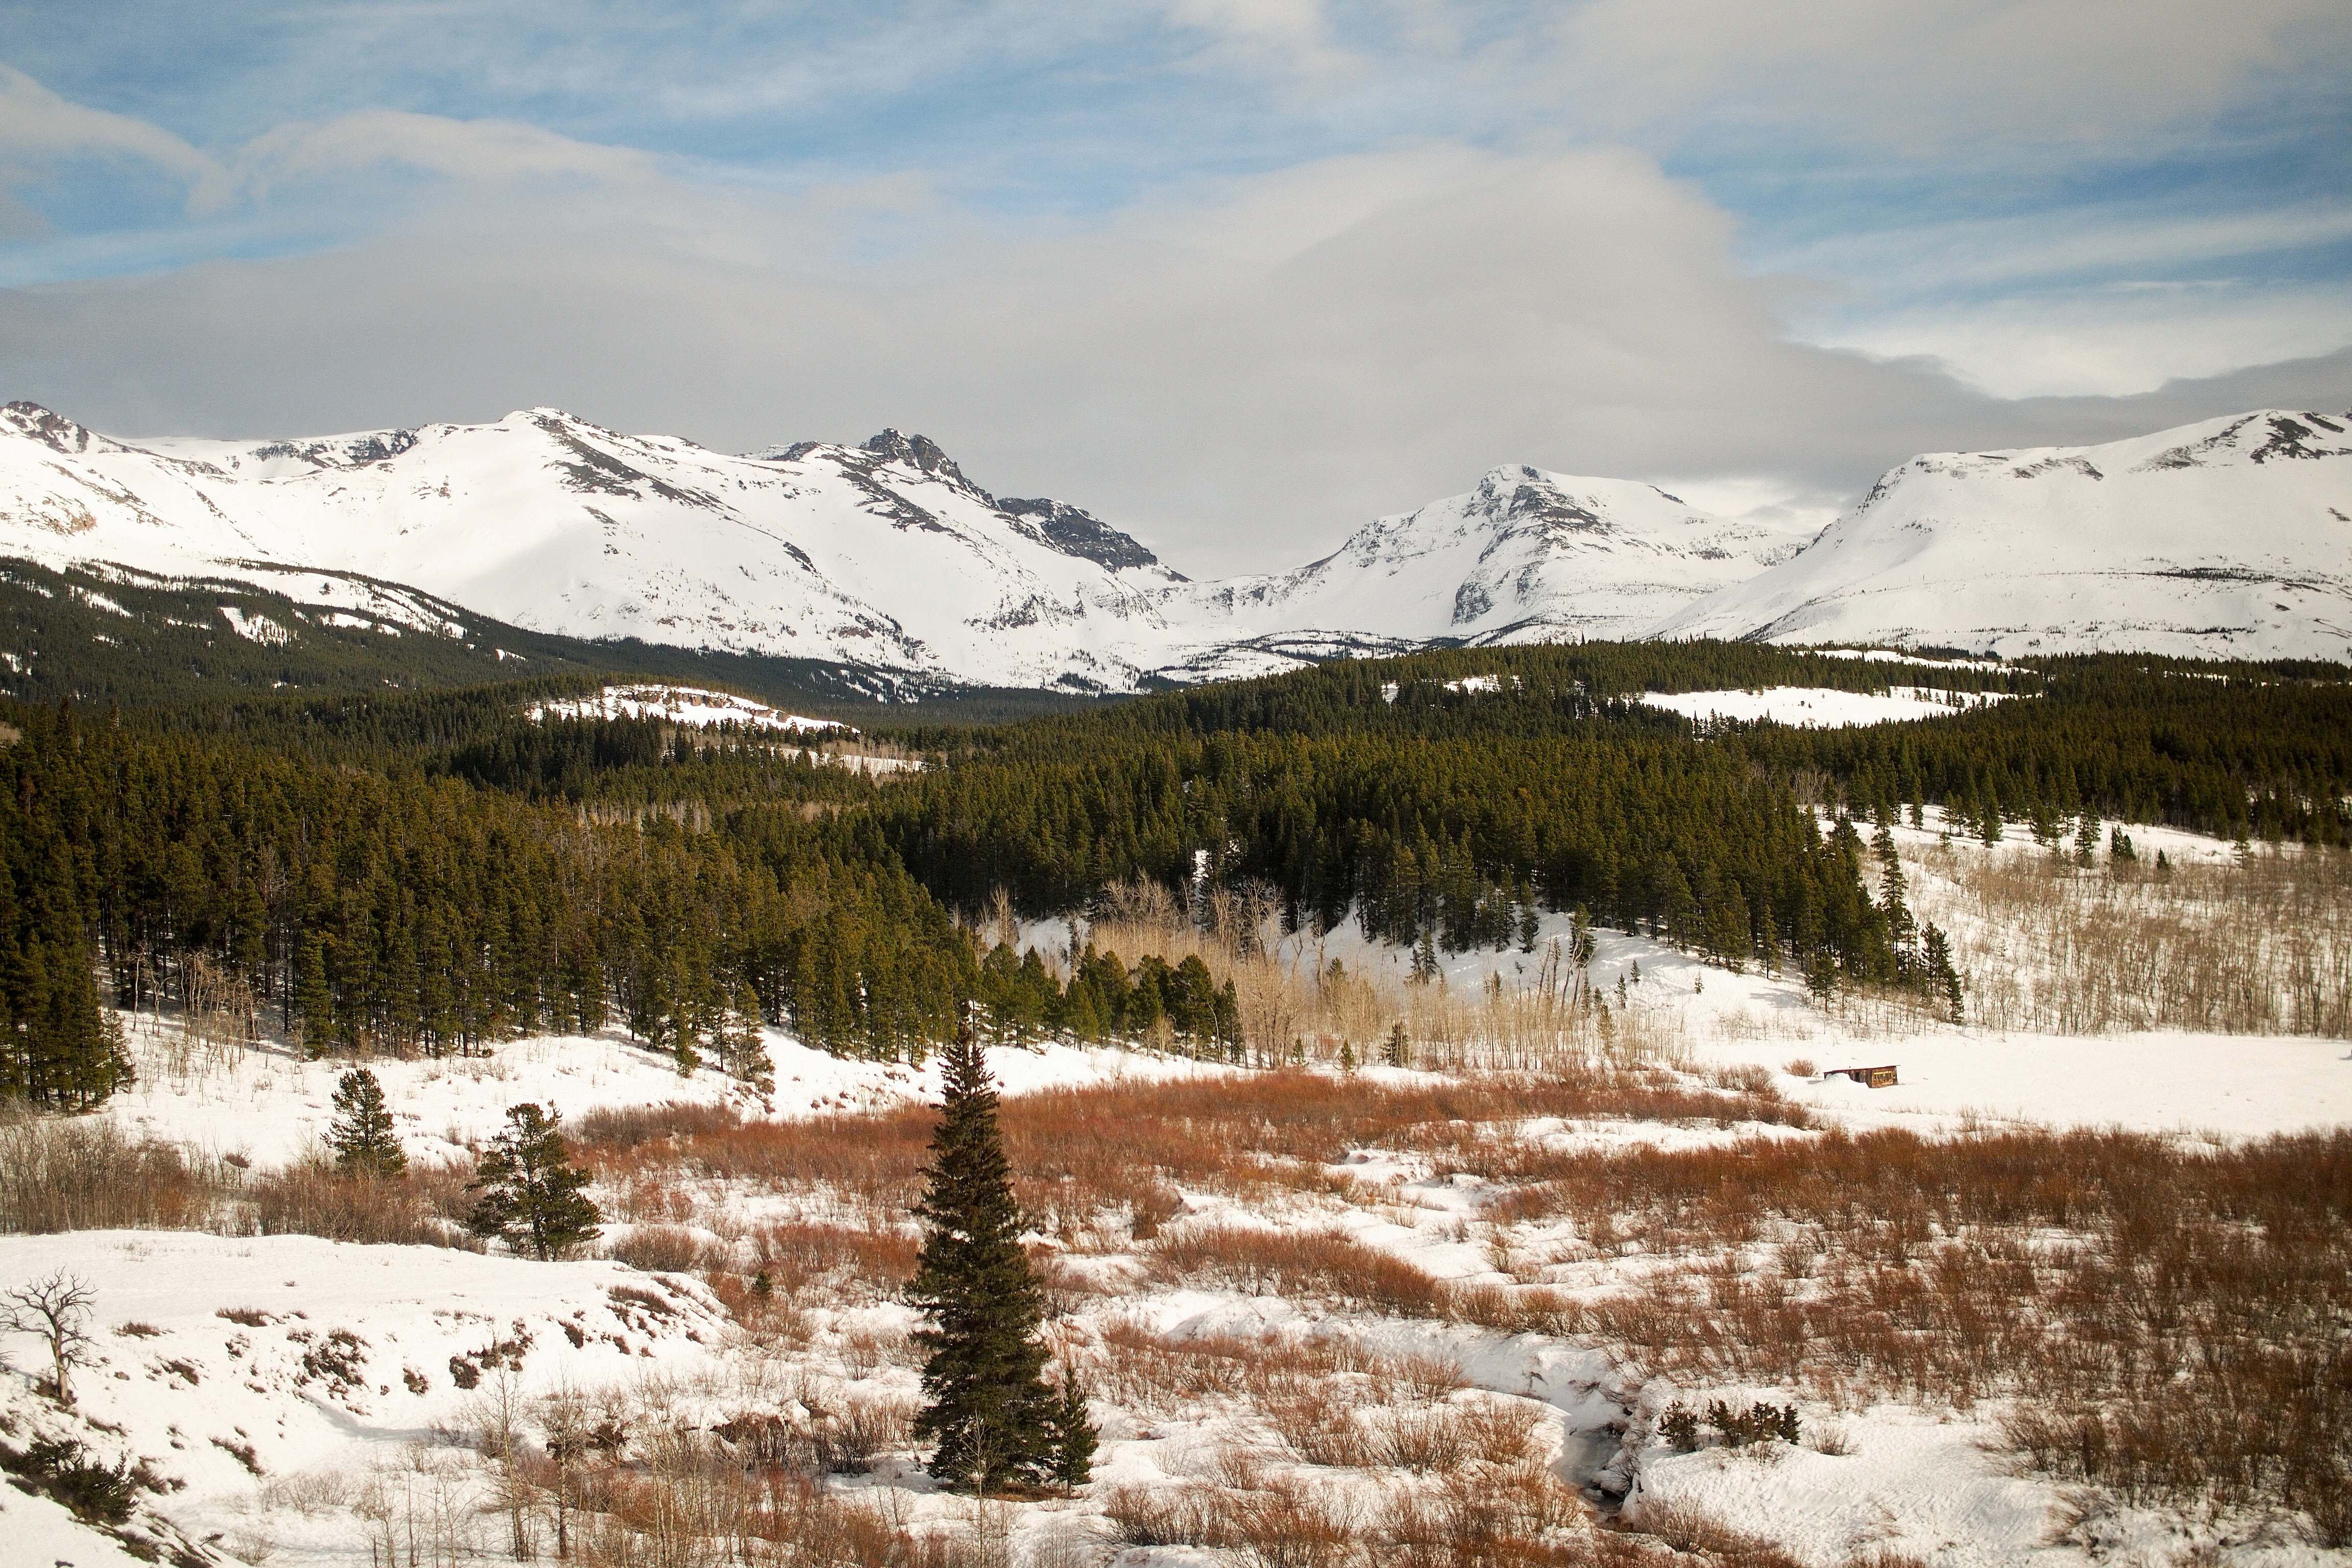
[[1915, 843, 2352, 1037], [1148, 1223, 1440, 1316], [583, 1068, 1806, 1259], [1085, 881, 1682, 1071], [0, 1111, 483, 1251], [745, 1220, 920, 1301], [0, 1111, 227, 1231], [605, 1224, 714, 1274], [245, 1155, 479, 1248], [1483, 1124, 2352, 1537]]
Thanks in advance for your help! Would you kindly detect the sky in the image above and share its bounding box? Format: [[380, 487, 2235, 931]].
[[2, 1, 2348, 574]]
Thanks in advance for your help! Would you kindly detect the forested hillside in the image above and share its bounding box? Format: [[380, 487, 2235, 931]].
[[4, 641, 2346, 1108]]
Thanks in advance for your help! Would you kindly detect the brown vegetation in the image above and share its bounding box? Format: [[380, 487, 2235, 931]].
[[1483, 1125, 2352, 1537], [0, 1112, 226, 1232], [1917, 843, 2352, 1037], [1085, 878, 1686, 1070], [1148, 1223, 1439, 1316], [577, 1068, 1805, 1257], [0, 1111, 478, 1248]]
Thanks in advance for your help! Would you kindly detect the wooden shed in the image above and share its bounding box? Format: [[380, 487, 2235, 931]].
[[1828, 1064, 1899, 1089]]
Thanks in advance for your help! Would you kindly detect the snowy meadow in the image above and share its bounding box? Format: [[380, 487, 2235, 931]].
[[5, 820, 2348, 1568]]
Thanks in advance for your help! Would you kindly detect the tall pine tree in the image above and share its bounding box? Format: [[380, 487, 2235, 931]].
[[909, 1019, 1072, 1491]]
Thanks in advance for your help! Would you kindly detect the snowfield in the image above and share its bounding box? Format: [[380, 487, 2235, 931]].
[[527, 683, 841, 733], [1634, 685, 2012, 728], [1654, 408, 2352, 663], [101, 1024, 1215, 1169], [0, 1230, 732, 1564]]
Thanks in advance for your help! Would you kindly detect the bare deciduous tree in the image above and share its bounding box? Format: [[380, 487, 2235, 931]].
[[3, 1269, 98, 1405]]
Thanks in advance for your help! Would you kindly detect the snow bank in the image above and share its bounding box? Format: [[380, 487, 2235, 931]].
[[0, 1231, 728, 1561]]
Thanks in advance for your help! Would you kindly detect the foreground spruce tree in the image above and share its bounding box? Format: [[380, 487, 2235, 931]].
[[910, 1021, 1074, 1490], [328, 1067, 407, 1177], [466, 1104, 602, 1260]]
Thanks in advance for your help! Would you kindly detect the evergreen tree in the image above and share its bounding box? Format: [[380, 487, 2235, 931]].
[[909, 1022, 1056, 1491], [1043, 1373, 1098, 1490], [465, 1103, 602, 1260], [720, 980, 775, 1092], [294, 933, 333, 1058], [1922, 925, 1965, 1023], [328, 1066, 407, 1177], [1803, 948, 1840, 1007]]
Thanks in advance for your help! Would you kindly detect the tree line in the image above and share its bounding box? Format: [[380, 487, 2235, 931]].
[[7, 638, 2345, 1109]]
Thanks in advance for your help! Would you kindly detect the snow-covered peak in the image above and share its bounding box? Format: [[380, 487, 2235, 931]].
[[0, 403, 1211, 691], [4, 400, 96, 454], [1168, 462, 1815, 653], [1653, 409, 2352, 662], [8, 400, 2347, 687]]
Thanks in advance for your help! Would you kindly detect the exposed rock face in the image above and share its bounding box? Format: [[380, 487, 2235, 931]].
[[999, 496, 1171, 575]]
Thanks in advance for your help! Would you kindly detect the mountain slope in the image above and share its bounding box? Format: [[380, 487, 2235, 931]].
[[9, 400, 2348, 694], [1651, 410, 2352, 663], [0, 404, 1184, 692], [1163, 465, 1811, 672]]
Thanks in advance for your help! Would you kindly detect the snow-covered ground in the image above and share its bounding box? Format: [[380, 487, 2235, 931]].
[[14, 815, 2349, 1567], [1635, 684, 2012, 728], [527, 682, 840, 733], [0, 1230, 733, 1564], [102, 1022, 1213, 1168]]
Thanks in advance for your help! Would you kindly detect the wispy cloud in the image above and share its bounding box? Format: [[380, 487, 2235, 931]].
[[0, 63, 230, 208]]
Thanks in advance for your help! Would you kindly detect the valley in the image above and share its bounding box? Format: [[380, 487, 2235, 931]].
[[2, 640, 2347, 1566]]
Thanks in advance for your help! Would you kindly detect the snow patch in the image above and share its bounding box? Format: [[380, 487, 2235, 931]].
[[528, 682, 840, 734], [1636, 685, 2011, 727]]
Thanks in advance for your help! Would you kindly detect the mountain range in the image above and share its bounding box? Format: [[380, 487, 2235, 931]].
[[3, 399, 2346, 697]]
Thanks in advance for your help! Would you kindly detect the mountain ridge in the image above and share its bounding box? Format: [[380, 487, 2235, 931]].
[[5, 400, 2348, 696], [1652, 408, 2352, 664]]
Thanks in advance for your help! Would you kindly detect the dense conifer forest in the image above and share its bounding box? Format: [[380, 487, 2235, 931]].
[[4, 638, 2346, 1107]]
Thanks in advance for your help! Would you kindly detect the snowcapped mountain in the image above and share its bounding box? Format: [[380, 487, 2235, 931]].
[[1652, 411, 2352, 663], [0, 403, 1806, 691], [0, 403, 1187, 691], [6, 399, 2348, 694], [1165, 466, 1811, 673]]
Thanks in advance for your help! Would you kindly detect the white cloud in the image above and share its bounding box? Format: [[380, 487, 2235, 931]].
[[1548, 0, 2350, 155], [1759, 202, 2352, 298], [233, 111, 662, 197], [0, 64, 229, 208], [1811, 282, 2352, 399]]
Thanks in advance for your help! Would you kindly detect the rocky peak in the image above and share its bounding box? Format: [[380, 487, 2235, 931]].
[[859, 429, 989, 500], [999, 496, 1174, 576], [3, 402, 92, 455]]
